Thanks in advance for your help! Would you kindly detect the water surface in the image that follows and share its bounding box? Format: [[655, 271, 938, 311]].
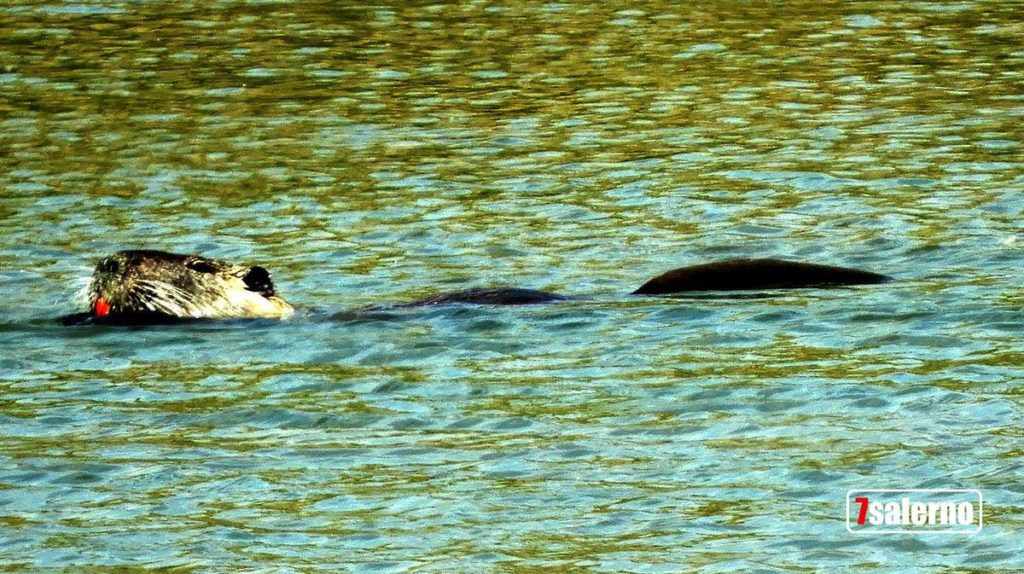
[[2, 1, 1024, 571]]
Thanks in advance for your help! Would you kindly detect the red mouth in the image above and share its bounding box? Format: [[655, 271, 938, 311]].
[[93, 297, 111, 317]]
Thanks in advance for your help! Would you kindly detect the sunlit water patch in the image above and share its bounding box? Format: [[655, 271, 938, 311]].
[[2, 0, 1024, 571]]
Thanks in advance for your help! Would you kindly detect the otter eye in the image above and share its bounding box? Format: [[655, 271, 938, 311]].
[[186, 259, 219, 274], [97, 258, 119, 274], [241, 266, 275, 297]]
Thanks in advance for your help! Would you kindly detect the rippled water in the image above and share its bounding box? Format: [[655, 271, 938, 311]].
[[3, 1, 1024, 571]]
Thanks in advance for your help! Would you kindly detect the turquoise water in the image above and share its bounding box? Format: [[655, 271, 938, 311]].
[[2, 1, 1024, 571]]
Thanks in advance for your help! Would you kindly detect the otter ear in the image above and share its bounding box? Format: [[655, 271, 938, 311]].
[[241, 266, 276, 297], [96, 257, 120, 274]]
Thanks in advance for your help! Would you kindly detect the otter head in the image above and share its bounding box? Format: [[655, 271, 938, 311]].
[[87, 250, 294, 321]]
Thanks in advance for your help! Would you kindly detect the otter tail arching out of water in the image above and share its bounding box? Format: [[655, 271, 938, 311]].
[[61, 249, 891, 325]]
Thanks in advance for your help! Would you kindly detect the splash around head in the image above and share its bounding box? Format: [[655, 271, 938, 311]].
[[85, 250, 294, 322]]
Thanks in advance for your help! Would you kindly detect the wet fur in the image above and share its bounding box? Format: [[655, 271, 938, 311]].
[[633, 258, 891, 294], [85, 250, 293, 321]]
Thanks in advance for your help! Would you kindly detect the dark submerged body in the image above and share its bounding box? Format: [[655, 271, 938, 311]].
[[61, 253, 891, 325], [396, 287, 572, 307], [389, 259, 890, 307], [633, 258, 891, 295]]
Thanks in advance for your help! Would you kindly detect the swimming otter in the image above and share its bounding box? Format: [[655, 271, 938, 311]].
[[75, 250, 293, 324], [62, 249, 890, 324]]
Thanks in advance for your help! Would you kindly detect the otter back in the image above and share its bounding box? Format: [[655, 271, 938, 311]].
[[632, 258, 892, 295]]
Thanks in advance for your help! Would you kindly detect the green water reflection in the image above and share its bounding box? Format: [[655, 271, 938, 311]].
[[2, 1, 1024, 571]]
